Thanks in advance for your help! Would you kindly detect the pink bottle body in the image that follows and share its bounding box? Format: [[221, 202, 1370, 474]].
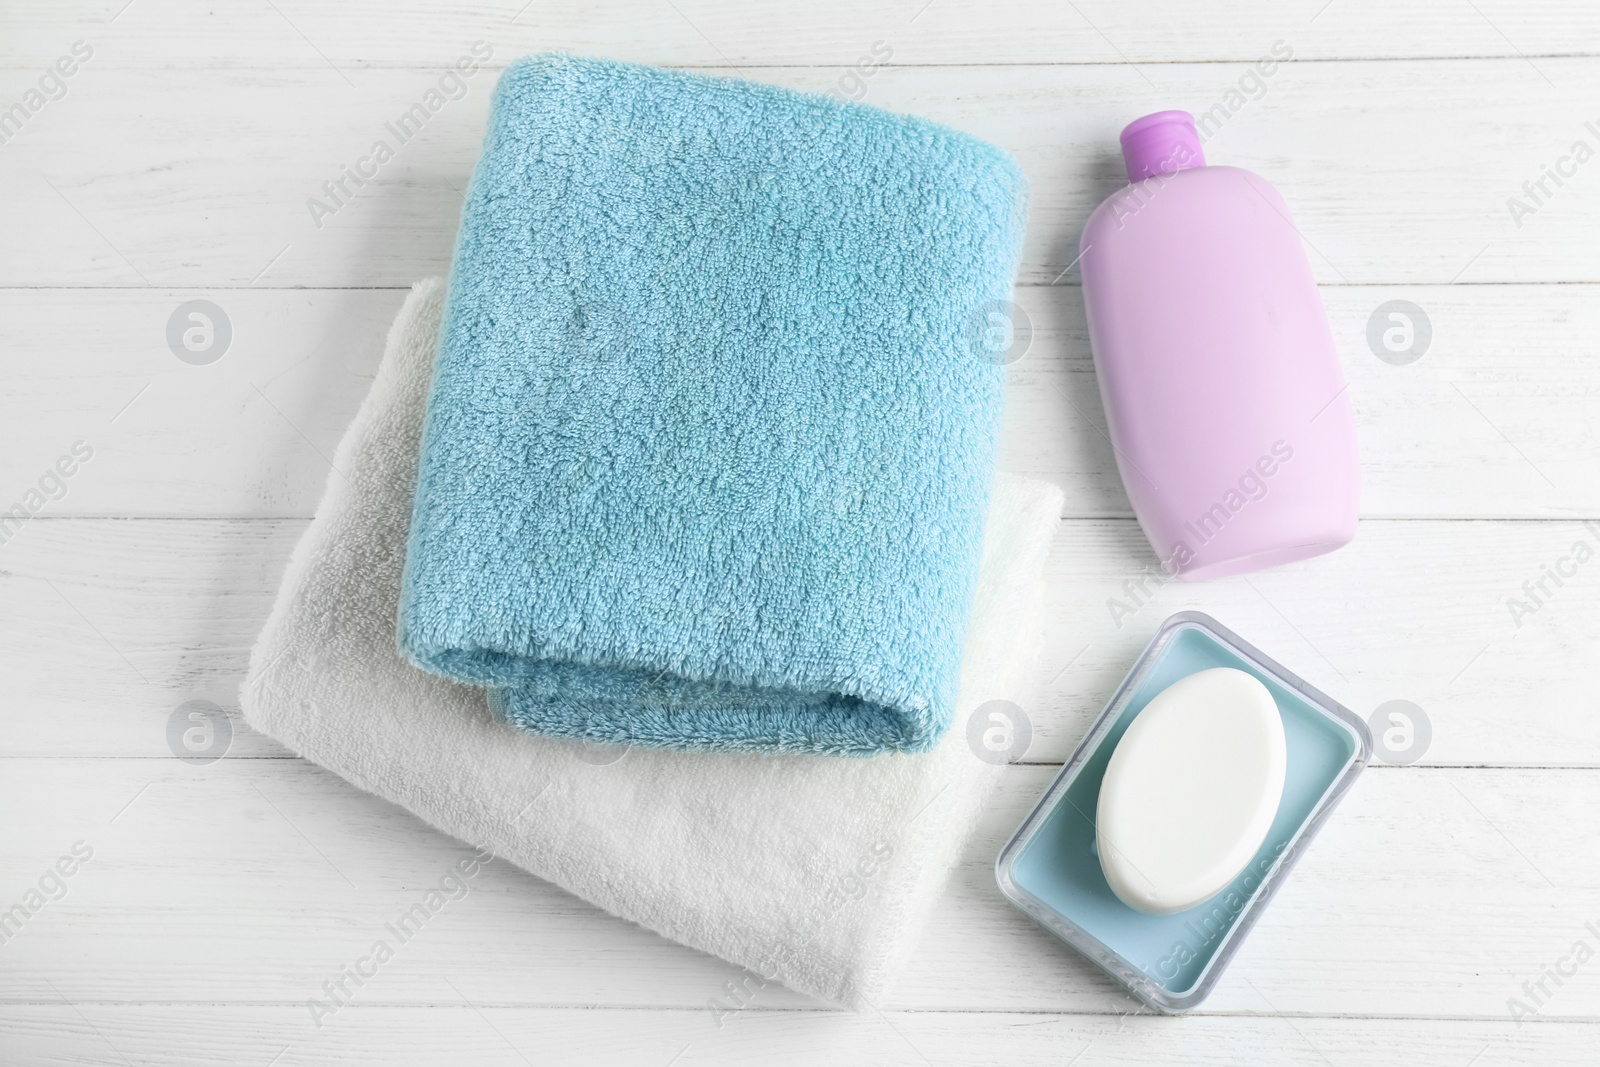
[[1080, 111, 1359, 581]]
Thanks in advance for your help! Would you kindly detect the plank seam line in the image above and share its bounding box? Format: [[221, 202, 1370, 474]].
[[0, 1002, 1595, 1023]]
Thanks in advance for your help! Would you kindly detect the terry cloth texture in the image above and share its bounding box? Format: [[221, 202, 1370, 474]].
[[398, 53, 1030, 755], [243, 281, 1062, 1009]]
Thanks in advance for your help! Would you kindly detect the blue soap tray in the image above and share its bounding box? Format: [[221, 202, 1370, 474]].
[[996, 611, 1371, 1013]]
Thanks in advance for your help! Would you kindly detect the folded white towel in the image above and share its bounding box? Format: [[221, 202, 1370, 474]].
[[240, 279, 1063, 1008]]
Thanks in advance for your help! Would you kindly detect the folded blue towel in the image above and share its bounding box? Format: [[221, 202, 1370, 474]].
[[399, 54, 1029, 755]]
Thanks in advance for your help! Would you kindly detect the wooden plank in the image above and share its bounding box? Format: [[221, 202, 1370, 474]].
[[2, 60, 1598, 287], [1034, 515, 1600, 768], [0, 1005, 1590, 1067], [2, 284, 1595, 520], [0, 288, 408, 520], [2, 2, 1593, 1060], [2, 516, 1596, 765], [997, 281, 1599, 521], [4, 0, 1598, 68], [0, 757, 1595, 1019]]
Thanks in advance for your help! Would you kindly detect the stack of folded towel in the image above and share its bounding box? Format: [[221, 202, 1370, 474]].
[[242, 54, 1058, 1007]]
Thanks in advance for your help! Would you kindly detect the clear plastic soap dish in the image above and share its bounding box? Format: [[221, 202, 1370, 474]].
[[995, 610, 1372, 1014]]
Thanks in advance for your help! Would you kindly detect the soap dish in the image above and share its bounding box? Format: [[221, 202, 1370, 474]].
[[996, 611, 1371, 1013]]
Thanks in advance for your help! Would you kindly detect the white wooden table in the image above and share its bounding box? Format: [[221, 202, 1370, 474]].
[[3, 2, 1598, 1063]]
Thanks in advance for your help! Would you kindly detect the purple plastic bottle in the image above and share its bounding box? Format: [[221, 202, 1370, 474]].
[[1080, 110, 1359, 581]]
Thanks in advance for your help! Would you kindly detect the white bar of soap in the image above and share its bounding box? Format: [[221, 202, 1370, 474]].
[[1095, 667, 1287, 915]]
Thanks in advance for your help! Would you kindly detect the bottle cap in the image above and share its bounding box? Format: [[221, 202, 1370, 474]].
[[1119, 110, 1206, 183]]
